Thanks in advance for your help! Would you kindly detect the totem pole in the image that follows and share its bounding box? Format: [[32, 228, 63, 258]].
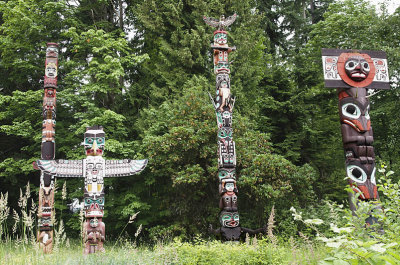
[[34, 44, 148, 253], [322, 49, 390, 223], [36, 43, 59, 253], [204, 14, 265, 241], [36, 125, 147, 253]]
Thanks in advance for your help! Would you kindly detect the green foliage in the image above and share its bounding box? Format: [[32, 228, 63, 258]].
[[1, 0, 400, 244], [128, 76, 318, 238], [292, 165, 400, 264], [0, 237, 327, 264]]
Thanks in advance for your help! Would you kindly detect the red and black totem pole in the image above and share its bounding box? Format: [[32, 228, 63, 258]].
[[36, 43, 59, 253], [204, 14, 265, 241], [322, 49, 390, 224]]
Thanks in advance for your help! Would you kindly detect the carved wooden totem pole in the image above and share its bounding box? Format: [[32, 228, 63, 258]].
[[36, 43, 59, 253], [204, 14, 265, 241], [36, 127, 147, 253], [322, 49, 390, 223], [35, 45, 148, 254]]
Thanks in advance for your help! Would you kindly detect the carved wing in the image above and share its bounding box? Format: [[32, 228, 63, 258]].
[[36, 159, 83, 178], [105, 159, 148, 177], [203, 16, 219, 28], [223, 13, 237, 28]]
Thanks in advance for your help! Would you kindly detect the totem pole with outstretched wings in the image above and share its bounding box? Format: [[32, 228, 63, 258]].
[[34, 44, 147, 254], [36, 125, 147, 254]]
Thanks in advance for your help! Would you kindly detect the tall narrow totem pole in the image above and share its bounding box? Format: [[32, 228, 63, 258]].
[[35, 45, 148, 254], [322, 49, 390, 222], [37, 43, 59, 253], [204, 14, 265, 241]]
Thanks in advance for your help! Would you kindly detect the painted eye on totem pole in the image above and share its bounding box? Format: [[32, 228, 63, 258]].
[[87, 163, 94, 169], [345, 60, 357, 71], [85, 198, 91, 204], [347, 165, 367, 183], [222, 214, 231, 222], [233, 213, 239, 221], [219, 171, 227, 178], [218, 130, 228, 138], [97, 198, 104, 204], [371, 167, 376, 185], [342, 103, 361, 119], [86, 138, 94, 144]]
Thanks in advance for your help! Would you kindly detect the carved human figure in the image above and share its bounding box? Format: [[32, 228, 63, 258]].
[[219, 80, 231, 112], [38, 230, 53, 253], [84, 217, 105, 254], [219, 179, 238, 211], [37, 186, 54, 253]]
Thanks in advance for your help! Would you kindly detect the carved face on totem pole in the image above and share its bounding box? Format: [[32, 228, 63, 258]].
[[339, 90, 370, 133], [45, 63, 57, 79], [214, 31, 228, 46], [322, 49, 389, 89], [347, 161, 377, 200], [219, 177, 237, 194], [344, 56, 370, 81], [43, 88, 56, 119], [84, 126, 105, 156], [84, 196, 105, 216], [216, 111, 232, 128], [224, 181, 235, 192], [218, 168, 236, 181], [44, 43, 58, 88], [46, 44, 59, 58], [220, 211, 239, 228]]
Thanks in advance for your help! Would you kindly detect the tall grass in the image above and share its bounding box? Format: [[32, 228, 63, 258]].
[[0, 238, 325, 265], [0, 182, 327, 264]]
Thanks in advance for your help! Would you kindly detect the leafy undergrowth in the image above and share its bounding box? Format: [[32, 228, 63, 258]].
[[0, 238, 325, 265]]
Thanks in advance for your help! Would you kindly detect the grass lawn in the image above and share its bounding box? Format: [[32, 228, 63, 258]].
[[0, 238, 324, 264]]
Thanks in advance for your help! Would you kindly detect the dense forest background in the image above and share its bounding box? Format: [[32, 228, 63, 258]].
[[0, 0, 399, 241]]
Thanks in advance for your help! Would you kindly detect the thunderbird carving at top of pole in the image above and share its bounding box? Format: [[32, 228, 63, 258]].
[[203, 13, 237, 31]]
